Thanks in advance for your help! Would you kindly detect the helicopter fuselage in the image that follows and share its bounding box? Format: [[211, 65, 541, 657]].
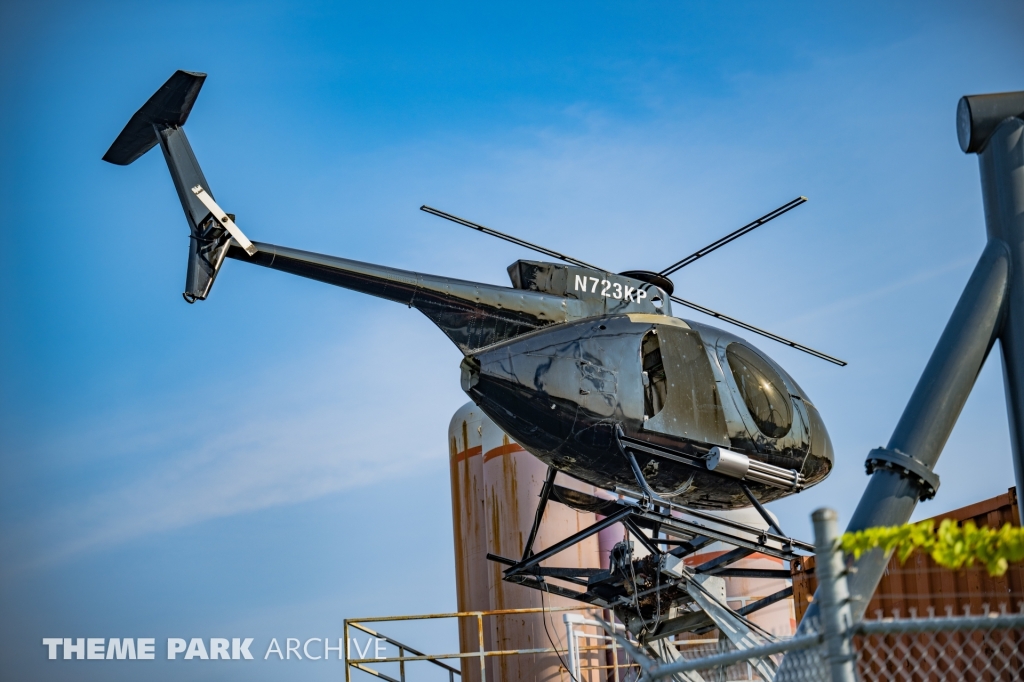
[[449, 260, 832, 509], [462, 310, 832, 509]]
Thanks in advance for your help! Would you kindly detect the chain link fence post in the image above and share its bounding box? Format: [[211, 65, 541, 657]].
[[812, 508, 856, 682]]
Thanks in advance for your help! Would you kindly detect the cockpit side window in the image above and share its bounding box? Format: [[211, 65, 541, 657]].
[[641, 330, 667, 418], [725, 342, 793, 438]]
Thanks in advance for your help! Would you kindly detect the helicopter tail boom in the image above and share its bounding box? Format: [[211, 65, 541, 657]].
[[221, 240, 575, 352], [103, 70, 671, 352]]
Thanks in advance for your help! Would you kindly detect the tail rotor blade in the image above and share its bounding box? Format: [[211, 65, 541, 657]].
[[192, 185, 258, 256]]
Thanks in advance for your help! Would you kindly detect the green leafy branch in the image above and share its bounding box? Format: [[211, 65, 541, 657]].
[[840, 519, 1024, 577]]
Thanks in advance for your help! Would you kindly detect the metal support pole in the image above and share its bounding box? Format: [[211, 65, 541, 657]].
[[801, 92, 1022, 628], [739, 482, 785, 537], [564, 614, 580, 681], [522, 466, 557, 561], [610, 617, 620, 682], [477, 613, 486, 682], [975, 110, 1024, 524], [794, 93, 1024, 631], [345, 620, 351, 682], [812, 508, 856, 682], [802, 236, 1010, 626]]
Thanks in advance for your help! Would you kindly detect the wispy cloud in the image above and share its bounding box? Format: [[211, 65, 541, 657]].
[[2, 309, 465, 574], [778, 255, 976, 328]]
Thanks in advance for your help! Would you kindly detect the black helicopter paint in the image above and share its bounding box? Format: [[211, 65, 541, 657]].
[[105, 71, 843, 639]]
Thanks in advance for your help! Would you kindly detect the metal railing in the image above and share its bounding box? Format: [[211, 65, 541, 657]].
[[564, 613, 634, 682], [345, 606, 637, 682]]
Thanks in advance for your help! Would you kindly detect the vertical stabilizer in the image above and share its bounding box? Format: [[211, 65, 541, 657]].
[[103, 70, 234, 302]]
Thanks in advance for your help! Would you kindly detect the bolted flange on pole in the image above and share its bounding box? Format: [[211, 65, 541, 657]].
[[812, 508, 857, 682]]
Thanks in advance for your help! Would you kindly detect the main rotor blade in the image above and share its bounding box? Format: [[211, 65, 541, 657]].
[[420, 205, 602, 270], [670, 295, 847, 366], [421, 203, 845, 366], [658, 197, 807, 277]]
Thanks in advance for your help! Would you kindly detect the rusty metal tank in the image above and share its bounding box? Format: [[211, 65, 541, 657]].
[[449, 402, 493, 682], [450, 401, 606, 682], [481, 413, 604, 682]]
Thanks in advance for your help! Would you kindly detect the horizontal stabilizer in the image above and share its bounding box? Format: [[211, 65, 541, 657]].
[[102, 70, 207, 166]]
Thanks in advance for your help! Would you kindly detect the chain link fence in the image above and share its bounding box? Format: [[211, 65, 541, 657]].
[[620, 507, 1024, 682], [631, 614, 1024, 681], [853, 615, 1024, 681], [646, 631, 827, 682]]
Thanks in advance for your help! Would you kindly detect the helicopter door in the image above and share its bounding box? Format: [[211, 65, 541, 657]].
[[641, 326, 729, 445]]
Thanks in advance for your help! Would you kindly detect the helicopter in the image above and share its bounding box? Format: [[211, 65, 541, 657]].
[[104, 69, 841, 523]]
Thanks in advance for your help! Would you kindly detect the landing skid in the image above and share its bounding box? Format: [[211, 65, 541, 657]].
[[485, 466, 811, 648]]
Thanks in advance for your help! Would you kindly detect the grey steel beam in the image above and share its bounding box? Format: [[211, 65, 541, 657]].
[[837, 236, 1008, 621], [790, 236, 1009, 637], [798, 93, 1020, 632], [975, 110, 1024, 524]]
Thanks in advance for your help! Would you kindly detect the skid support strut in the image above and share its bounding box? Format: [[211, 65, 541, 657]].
[[521, 466, 557, 561], [488, 466, 813, 644]]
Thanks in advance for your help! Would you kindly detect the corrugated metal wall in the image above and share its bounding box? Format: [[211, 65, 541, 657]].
[[793, 488, 1024, 622]]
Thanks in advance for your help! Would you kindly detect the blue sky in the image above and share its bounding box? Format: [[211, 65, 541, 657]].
[[1, 1, 1023, 679]]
